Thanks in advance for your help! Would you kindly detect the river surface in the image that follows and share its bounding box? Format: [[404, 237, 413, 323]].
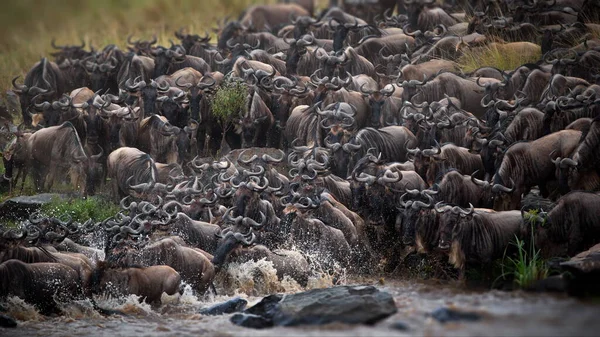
[[2, 259, 599, 337]]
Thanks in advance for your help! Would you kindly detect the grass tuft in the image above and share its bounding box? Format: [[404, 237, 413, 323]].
[[496, 223, 549, 289], [458, 42, 542, 73], [39, 196, 120, 223]]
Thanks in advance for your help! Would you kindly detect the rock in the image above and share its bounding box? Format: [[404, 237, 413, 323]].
[[198, 297, 248, 316], [561, 243, 600, 297], [230, 313, 273, 329], [527, 275, 567, 293], [561, 243, 600, 274], [390, 321, 410, 331], [0, 313, 17, 328], [0, 193, 66, 220], [430, 307, 481, 323], [230, 286, 397, 329]]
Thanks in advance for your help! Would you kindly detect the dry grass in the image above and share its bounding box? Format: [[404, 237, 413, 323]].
[[457, 42, 542, 74], [0, 0, 271, 97]]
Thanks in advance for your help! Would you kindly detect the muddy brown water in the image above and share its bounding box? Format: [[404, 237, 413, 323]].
[[2, 259, 599, 337]]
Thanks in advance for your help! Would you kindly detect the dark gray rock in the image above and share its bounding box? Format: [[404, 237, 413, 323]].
[[430, 307, 481, 323], [0, 313, 17, 328], [390, 321, 410, 331], [231, 313, 273, 329], [199, 297, 248, 316], [527, 275, 567, 293], [0, 193, 66, 220], [231, 286, 397, 329], [561, 243, 600, 297]]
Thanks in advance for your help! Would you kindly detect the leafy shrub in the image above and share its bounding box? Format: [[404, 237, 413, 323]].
[[212, 79, 247, 125]]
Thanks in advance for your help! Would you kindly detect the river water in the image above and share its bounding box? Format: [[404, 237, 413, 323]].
[[2, 259, 599, 337]]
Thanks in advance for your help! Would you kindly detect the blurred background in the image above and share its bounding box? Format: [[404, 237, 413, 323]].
[[0, 0, 274, 94]]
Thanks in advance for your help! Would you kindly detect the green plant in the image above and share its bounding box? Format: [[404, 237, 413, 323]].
[[212, 79, 248, 124], [40, 196, 120, 223], [495, 224, 549, 289]]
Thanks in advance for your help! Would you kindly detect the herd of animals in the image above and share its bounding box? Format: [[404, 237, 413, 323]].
[[1, 0, 600, 316]]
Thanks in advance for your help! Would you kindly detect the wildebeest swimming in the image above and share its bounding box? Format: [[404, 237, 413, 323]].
[[1, 0, 600, 316]]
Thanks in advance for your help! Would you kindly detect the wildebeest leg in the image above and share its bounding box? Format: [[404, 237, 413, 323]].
[[32, 163, 46, 192], [45, 164, 59, 191]]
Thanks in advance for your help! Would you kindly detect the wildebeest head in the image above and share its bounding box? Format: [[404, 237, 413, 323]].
[[83, 57, 119, 92], [218, 21, 246, 51], [398, 190, 435, 246], [284, 35, 315, 75], [329, 17, 361, 53], [151, 43, 187, 78], [50, 38, 90, 63], [359, 83, 396, 128], [212, 226, 257, 269], [291, 16, 323, 39], [399, 73, 430, 102], [157, 89, 188, 127], [176, 74, 216, 122], [31, 96, 65, 128], [126, 35, 158, 56], [175, 28, 211, 53], [124, 77, 169, 117], [404, 0, 436, 29], [12, 77, 53, 126], [231, 174, 269, 217], [435, 202, 473, 251], [316, 50, 349, 78]]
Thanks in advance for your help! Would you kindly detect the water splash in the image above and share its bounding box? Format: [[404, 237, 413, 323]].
[[216, 258, 284, 296]]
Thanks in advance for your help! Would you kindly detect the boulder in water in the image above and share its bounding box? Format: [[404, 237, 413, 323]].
[[231, 285, 397, 329], [430, 307, 482, 323], [0, 313, 17, 328], [198, 297, 248, 316], [0, 193, 66, 220], [561, 243, 600, 296]]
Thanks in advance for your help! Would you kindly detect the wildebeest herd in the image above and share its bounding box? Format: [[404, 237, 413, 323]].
[[1, 0, 600, 316]]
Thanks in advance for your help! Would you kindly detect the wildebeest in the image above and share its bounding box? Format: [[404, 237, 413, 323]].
[[110, 237, 215, 294], [555, 115, 600, 192], [422, 142, 485, 186], [151, 43, 211, 78], [0, 259, 82, 315], [401, 72, 497, 118], [107, 147, 158, 200], [13, 58, 67, 125], [90, 262, 182, 305], [529, 192, 600, 258], [327, 126, 417, 178], [493, 129, 582, 210], [436, 207, 524, 278], [27, 122, 103, 196]]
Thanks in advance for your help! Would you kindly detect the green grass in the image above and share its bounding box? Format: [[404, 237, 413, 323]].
[[39, 196, 120, 223], [496, 222, 549, 290]]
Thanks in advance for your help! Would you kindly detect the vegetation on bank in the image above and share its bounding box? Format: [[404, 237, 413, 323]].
[[40, 196, 120, 223], [495, 210, 550, 289]]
